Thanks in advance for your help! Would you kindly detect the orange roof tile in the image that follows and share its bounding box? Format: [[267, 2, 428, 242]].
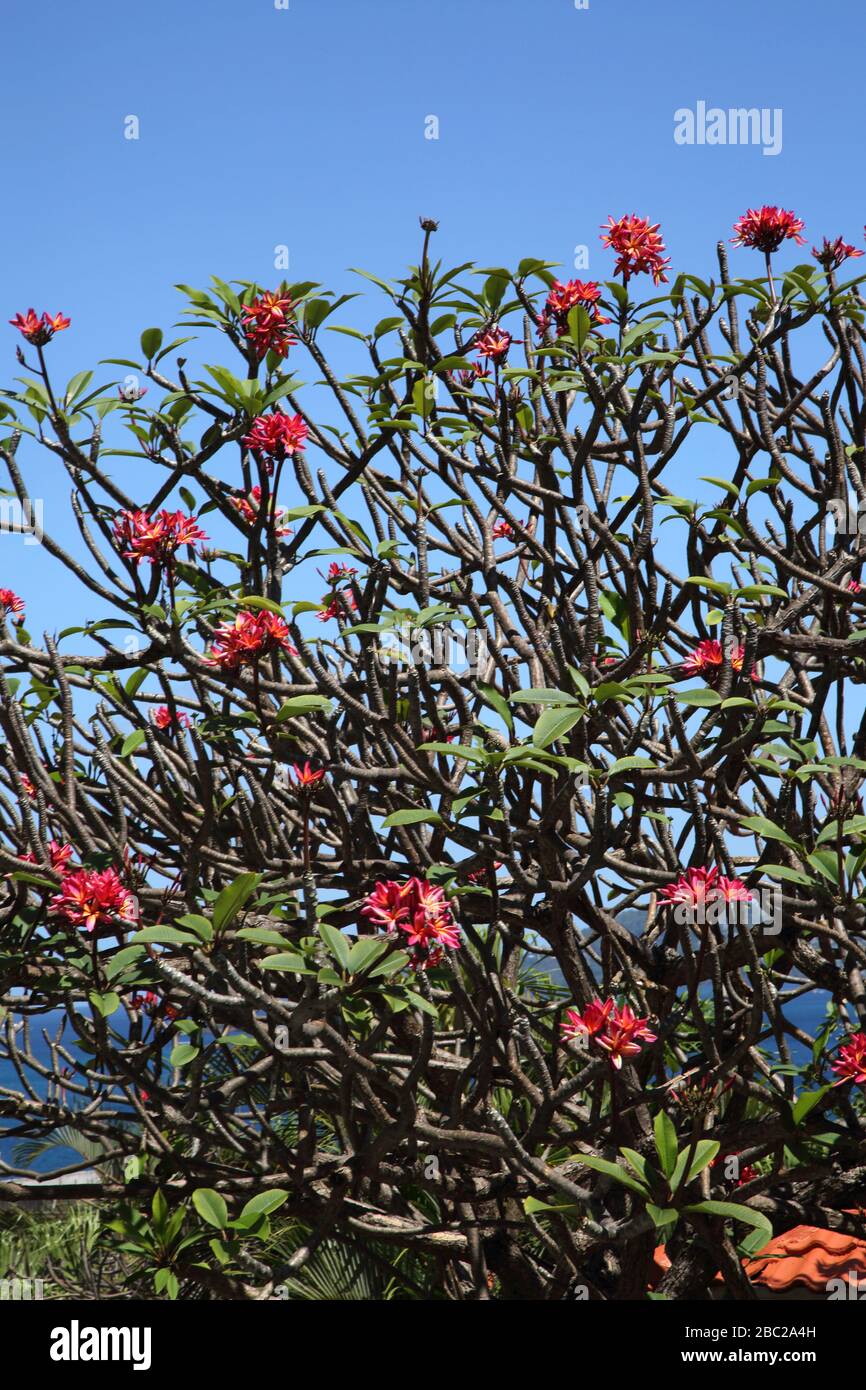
[[652, 1221, 866, 1294], [743, 1225, 866, 1293]]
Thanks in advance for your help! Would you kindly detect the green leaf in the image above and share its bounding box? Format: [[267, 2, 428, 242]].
[[174, 913, 213, 943], [510, 688, 582, 705], [121, 730, 147, 758], [738, 815, 800, 849], [260, 952, 313, 974], [646, 1204, 679, 1235], [670, 1139, 720, 1192], [382, 808, 444, 827], [319, 922, 351, 970], [192, 1188, 228, 1229], [140, 328, 163, 360], [236, 927, 293, 946], [683, 1200, 772, 1254], [674, 688, 722, 708], [212, 872, 262, 933], [791, 1085, 832, 1125], [682, 576, 732, 595], [523, 1196, 577, 1215], [170, 1042, 199, 1067], [405, 989, 439, 1018], [761, 863, 813, 886], [89, 991, 120, 1018], [273, 695, 333, 722], [532, 706, 583, 749], [369, 951, 410, 978], [346, 936, 390, 974], [132, 926, 198, 946], [569, 1153, 650, 1196], [236, 595, 285, 616], [567, 304, 593, 350], [237, 1189, 289, 1225], [478, 682, 514, 734], [653, 1111, 679, 1179]]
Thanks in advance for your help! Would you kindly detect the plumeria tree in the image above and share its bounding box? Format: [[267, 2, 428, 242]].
[[1, 209, 866, 1300]]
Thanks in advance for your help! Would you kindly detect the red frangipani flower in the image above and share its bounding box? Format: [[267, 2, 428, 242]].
[[831, 1031, 866, 1086], [492, 520, 514, 539], [541, 279, 611, 335], [562, 996, 615, 1042], [661, 865, 752, 910], [292, 761, 325, 788], [9, 309, 70, 346], [242, 412, 308, 468], [812, 237, 864, 271], [562, 997, 657, 1069], [0, 589, 25, 625], [152, 706, 191, 730], [465, 861, 502, 884], [458, 362, 491, 387], [113, 510, 207, 566], [475, 326, 512, 364], [14, 840, 76, 874], [661, 865, 718, 906], [241, 290, 296, 360], [48, 841, 75, 872], [129, 991, 179, 1021], [595, 1003, 658, 1069], [682, 638, 755, 683], [601, 215, 670, 285], [361, 877, 461, 969], [207, 609, 297, 671], [230, 485, 293, 537], [731, 206, 806, 255], [362, 879, 415, 932], [326, 562, 357, 583], [317, 589, 357, 622], [49, 867, 137, 932]]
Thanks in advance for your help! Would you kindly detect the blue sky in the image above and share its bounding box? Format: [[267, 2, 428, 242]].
[[1, 0, 864, 628]]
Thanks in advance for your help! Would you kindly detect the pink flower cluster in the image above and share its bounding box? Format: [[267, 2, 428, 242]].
[[0, 589, 25, 625], [601, 214, 670, 285], [230, 485, 293, 537], [562, 996, 657, 1070], [831, 1031, 866, 1086], [474, 327, 512, 365], [49, 866, 137, 932], [660, 865, 752, 909], [539, 279, 611, 337], [682, 638, 756, 683], [152, 706, 191, 731], [9, 308, 70, 346], [731, 206, 805, 255], [241, 290, 296, 360], [242, 411, 308, 469], [207, 609, 297, 671], [129, 991, 179, 1022], [18, 839, 75, 873], [361, 877, 461, 970], [113, 509, 207, 566]]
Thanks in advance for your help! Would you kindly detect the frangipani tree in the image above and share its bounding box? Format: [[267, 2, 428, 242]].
[[1, 210, 865, 1300]]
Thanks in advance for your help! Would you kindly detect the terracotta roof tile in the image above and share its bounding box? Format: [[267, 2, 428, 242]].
[[652, 1220, 866, 1293], [743, 1225, 866, 1293]]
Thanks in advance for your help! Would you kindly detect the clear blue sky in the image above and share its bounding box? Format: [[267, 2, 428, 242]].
[[1, 0, 864, 630]]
